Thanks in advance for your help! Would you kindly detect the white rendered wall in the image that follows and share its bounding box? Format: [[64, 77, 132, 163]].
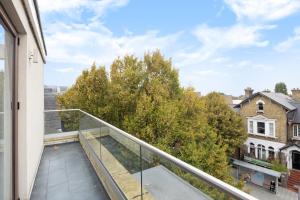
[[9, 0, 46, 199]]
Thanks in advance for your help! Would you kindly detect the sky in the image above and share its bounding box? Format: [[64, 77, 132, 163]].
[[39, 0, 300, 96]]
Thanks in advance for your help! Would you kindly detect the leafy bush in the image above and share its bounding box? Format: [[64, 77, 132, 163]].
[[271, 159, 288, 172]]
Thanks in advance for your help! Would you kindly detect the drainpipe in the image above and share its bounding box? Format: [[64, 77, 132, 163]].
[[286, 109, 293, 144], [282, 110, 293, 169]]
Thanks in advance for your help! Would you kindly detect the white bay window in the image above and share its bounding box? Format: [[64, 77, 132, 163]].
[[247, 117, 276, 137]]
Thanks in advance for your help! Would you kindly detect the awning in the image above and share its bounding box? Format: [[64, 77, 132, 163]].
[[233, 159, 281, 178]]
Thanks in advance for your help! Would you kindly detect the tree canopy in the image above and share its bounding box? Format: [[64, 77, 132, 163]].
[[202, 92, 247, 155], [275, 82, 288, 95], [57, 51, 246, 195]]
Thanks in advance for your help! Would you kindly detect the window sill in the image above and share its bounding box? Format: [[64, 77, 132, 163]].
[[248, 133, 277, 139], [292, 137, 300, 140]]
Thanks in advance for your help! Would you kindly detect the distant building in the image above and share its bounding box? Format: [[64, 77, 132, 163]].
[[44, 85, 68, 110], [44, 85, 68, 135], [221, 94, 242, 108], [234, 87, 300, 191]]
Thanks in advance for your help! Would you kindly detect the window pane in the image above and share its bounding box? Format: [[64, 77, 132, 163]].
[[257, 122, 265, 134], [258, 103, 264, 110], [298, 125, 300, 137], [262, 150, 266, 160], [268, 151, 274, 160], [269, 123, 274, 136], [268, 147, 275, 160], [249, 143, 255, 157], [249, 121, 253, 133], [294, 125, 298, 137], [0, 22, 13, 200]]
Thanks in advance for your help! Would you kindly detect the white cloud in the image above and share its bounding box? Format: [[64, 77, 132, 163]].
[[274, 27, 300, 52], [40, 0, 183, 68], [55, 67, 75, 73], [45, 21, 182, 66], [225, 0, 300, 21], [193, 24, 272, 50], [225, 59, 272, 70], [38, 0, 129, 17], [38, 0, 86, 12], [174, 24, 272, 67]]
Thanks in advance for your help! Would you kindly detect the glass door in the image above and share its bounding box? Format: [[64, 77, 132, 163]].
[[0, 19, 14, 200]]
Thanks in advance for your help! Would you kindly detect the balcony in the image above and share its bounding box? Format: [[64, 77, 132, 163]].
[[31, 109, 257, 200]]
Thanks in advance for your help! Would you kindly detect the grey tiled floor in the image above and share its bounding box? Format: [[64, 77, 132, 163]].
[[30, 142, 110, 200]]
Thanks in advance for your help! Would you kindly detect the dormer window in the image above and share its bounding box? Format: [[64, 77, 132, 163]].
[[256, 100, 265, 113], [258, 103, 264, 111]]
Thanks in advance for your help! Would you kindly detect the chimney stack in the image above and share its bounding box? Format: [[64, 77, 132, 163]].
[[291, 88, 300, 101], [244, 87, 254, 98]]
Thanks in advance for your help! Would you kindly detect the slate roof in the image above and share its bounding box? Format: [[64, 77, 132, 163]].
[[261, 92, 296, 110], [235, 92, 300, 123], [235, 92, 297, 111], [288, 102, 300, 123]]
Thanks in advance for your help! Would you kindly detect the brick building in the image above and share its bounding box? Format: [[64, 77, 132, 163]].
[[235, 88, 300, 171]]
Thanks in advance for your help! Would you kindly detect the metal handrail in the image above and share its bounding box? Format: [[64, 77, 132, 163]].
[[44, 109, 258, 200]]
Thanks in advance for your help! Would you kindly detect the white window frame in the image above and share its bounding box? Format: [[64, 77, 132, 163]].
[[249, 143, 256, 157], [247, 116, 276, 138], [268, 146, 275, 160], [269, 122, 275, 137], [257, 121, 265, 135], [256, 100, 265, 113], [248, 120, 254, 134], [293, 124, 300, 137], [257, 144, 266, 160]]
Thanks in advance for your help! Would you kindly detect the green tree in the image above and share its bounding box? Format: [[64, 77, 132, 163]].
[[109, 55, 145, 128], [124, 51, 182, 143], [202, 92, 247, 155], [161, 89, 234, 181], [58, 51, 245, 197], [57, 64, 110, 121], [275, 82, 288, 95]]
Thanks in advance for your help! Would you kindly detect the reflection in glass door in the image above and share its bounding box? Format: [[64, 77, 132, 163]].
[[0, 20, 14, 200]]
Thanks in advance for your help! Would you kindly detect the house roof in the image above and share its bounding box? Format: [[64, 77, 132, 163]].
[[262, 92, 296, 110], [235, 92, 297, 111], [232, 159, 281, 178], [280, 143, 300, 151], [288, 102, 300, 123]]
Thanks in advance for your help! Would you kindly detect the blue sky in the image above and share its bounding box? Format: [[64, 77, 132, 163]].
[[39, 0, 300, 96]]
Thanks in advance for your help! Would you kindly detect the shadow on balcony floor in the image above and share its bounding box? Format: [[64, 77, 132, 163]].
[[30, 142, 110, 200]]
